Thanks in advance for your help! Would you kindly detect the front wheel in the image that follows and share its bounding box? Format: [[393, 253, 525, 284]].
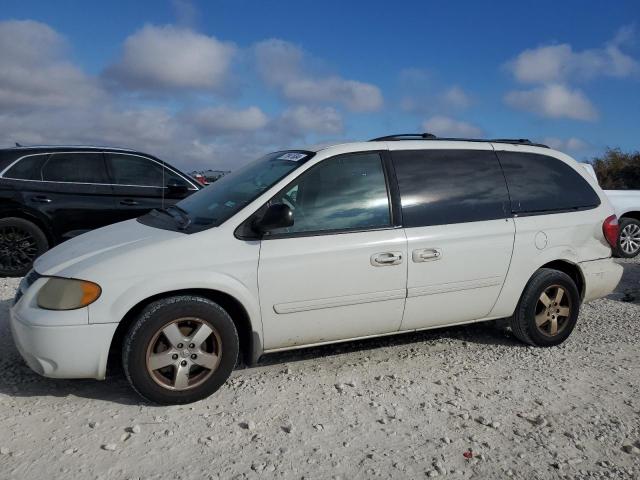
[[0, 217, 49, 277], [510, 268, 580, 347], [616, 218, 640, 258], [123, 296, 239, 404]]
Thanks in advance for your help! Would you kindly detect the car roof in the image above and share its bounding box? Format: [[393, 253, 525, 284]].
[[0, 145, 136, 153]]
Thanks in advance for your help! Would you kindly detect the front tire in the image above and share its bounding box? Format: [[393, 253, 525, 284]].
[[0, 217, 49, 277], [123, 295, 239, 404], [616, 218, 640, 258], [510, 268, 580, 347]]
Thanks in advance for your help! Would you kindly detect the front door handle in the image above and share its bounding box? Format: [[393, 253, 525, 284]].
[[120, 199, 140, 206], [371, 251, 403, 267], [412, 248, 442, 263], [31, 195, 52, 204]]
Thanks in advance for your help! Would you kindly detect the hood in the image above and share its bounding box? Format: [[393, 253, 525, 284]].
[[35, 219, 184, 276]]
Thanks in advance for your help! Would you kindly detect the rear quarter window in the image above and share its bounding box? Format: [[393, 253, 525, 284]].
[[496, 151, 601, 214], [2, 154, 49, 180]]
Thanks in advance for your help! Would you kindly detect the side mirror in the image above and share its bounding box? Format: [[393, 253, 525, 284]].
[[253, 203, 294, 234], [167, 180, 189, 196]]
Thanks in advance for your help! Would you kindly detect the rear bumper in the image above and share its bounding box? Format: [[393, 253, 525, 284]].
[[580, 257, 623, 302], [9, 307, 117, 380]]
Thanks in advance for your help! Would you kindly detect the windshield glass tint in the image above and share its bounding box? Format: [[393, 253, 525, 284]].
[[175, 151, 313, 229]]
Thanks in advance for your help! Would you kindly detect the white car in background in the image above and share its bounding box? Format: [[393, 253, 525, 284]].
[[581, 163, 640, 258], [11, 135, 623, 404]]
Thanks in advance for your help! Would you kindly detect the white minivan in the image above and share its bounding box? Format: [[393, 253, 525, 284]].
[[10, 135, 623, 404]]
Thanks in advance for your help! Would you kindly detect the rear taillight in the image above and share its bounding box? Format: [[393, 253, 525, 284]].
[[603, 214, 619, 249]]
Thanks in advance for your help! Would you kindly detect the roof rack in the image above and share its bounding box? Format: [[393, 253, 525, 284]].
[[369, 133, 549, 148]]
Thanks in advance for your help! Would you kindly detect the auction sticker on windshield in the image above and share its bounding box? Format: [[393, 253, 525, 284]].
[[277, 152, 308, 161]]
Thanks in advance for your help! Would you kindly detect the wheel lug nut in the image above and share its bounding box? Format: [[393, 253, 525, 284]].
[[181, 360, 187, 366], [189, 343, 195, 349], [177, 343, 183, 349], [172, 354, 178, 360], [191, 354, 197, 359]]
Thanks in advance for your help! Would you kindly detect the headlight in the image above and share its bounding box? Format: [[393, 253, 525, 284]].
[[37, 277, 102, 310]]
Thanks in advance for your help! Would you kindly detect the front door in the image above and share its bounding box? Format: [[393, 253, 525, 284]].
[[105, 153, 194, 222], [392, 147, 516, 330], [258, 151, 408, 350]]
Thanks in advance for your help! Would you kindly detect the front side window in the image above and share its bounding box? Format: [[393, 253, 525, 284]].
[[267, 152, 391, 236], [107, 154, 165, 187], [41, 153, 109, 183], [497, 151, 601, 214], [392, 149, 510, 227]]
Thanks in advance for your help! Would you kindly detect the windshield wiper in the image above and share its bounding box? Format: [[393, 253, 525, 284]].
[[166, 205, 192, 230]]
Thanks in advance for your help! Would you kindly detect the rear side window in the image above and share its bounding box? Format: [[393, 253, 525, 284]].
[[497, 152, 601, 214], [3, 154, 49, 180], [41, 153, 109, 183], [392, 149, 510, 227]]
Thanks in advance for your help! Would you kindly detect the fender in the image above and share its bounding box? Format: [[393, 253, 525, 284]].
[[88, 269, 264, 366], [489, 245, 582, 318]]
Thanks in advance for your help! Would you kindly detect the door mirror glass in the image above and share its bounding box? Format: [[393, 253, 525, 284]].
[[253, 203, 294, 233]]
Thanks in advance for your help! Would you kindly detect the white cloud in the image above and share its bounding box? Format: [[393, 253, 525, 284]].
[[189, 106, 269, 134], [278, 105, 343, 135], [0, 20, 102, 110], [422, 116, 482, 137], [507, 27, 639, 84], [254, 39, 382, 112], [542, 136, 589, 152], [442, 86, 472, 109], [504, 84, 598, 121], [105, 25, 236, 91]]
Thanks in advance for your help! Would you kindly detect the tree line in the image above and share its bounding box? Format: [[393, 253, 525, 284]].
[[592, 148, 640, 190]]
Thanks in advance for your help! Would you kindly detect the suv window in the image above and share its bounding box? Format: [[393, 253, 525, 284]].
[[107, 153, 189, 188], [392, 149, 509, 227], [267, 152, 391, 235], [41, 153, 109, 183], [497, 151, 601, 214], [3, 154, 49, 180]]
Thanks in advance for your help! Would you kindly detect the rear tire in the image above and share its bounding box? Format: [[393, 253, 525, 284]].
[[0, 217, 49, 277], [123, 295, 239, 405], [510, 268, 580, 347], [615, 218, 640, 258]]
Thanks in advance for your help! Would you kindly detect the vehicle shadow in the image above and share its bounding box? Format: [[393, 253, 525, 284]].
[[607, 259, 640, 304]]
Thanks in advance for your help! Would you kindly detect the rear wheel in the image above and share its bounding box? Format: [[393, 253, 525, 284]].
[[0, 217, 49, 277], [510, 268, 580, 347], [123, 295, 239, 404], [616, 218, 640, 258]]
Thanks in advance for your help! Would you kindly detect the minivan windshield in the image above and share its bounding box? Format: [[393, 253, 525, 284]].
[[139, 150, 314, 232]]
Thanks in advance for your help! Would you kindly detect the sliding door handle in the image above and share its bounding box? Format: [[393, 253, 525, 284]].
[[412, 248, 442, 262]]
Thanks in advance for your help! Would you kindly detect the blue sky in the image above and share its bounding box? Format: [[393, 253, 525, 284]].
[[1, 0, 639, 170]]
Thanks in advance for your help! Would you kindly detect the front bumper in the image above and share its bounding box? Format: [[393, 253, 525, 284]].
[[9, 306, 117, 380], [580, 257, 624, 302]]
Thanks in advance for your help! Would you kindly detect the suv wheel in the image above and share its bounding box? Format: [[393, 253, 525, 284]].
[[123, 295, 239, 404], [510, 268, 580, 347], [0, 217, 49, 277], [616, 218, 640, 258]]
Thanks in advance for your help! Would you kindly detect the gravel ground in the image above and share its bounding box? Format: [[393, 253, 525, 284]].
[[0, 259, 639, 480]]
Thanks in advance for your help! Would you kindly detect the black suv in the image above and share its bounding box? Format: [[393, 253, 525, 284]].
[[0, 146, 201, 276]]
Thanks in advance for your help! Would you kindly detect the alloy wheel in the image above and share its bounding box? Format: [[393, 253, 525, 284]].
[[0, 226, 38, 273], [146, 317, 222, 391], [534, 285, 572, 337], [620, 223, 640, 255]]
